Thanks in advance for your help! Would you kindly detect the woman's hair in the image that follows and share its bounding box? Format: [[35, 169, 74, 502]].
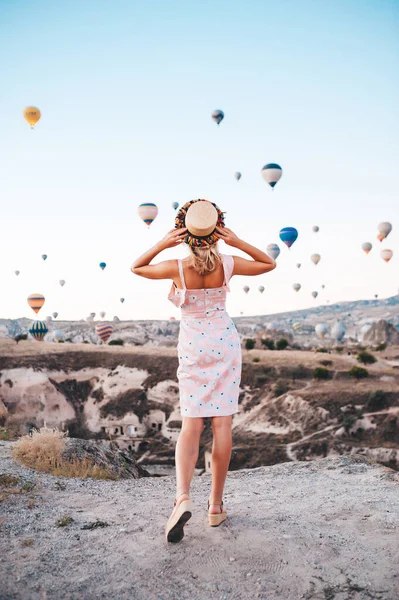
[[186, 243, 222, 275]]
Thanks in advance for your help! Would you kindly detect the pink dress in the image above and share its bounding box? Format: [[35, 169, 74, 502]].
[[168, 254, 242, 418]]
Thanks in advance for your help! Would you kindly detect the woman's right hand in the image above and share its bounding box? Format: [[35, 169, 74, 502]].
[[215, 226, 241, 248], [159, 228, 188, 249]]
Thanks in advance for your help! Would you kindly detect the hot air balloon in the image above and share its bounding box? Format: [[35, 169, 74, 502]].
[[169, 316, 176, 322], [315, 323, 328, 339], [378, 222, 392, 240], [99, 262, 106, 270], [296, 263, 301, 269], [243, 286, 250, 294], [321, 284, 325, 289], [113, 316, 120, 323], [99, 311, 106, 319], [54, 330, 64, 342], [312, 225, 319, 233], [261, 163, 282, 188], [234, 172, 242, 181], [138, 203, 158, 226], [266, 243, 280, 260], [311, 291, 318, 299], [279, 227, 298, 248], [27, 293, 45, 314], [23, 106, 41, 129], [95, 323, 114, 343], [15, 270, 20, 276], [90, 312, 96, 318], [362, 242, 372, 254], [292, 283, 301, 292], [86, 315, 94, 322], [292, 322, 302, 331], [374, 294, 378, 299], [59, 280, 65, 287], [311, 253, 321, 265], [331, 322, 345, 341], [52, 312, 58, 319], [120, 298, 125, 303], [45, 316, 52, 322], [42, 254, 47, 261], [381, 249, 393, 263], [211, 109, 224, 125], [172, 202, 179, 210], [29, 320, 48, 342], [258, 286, 265, 294]]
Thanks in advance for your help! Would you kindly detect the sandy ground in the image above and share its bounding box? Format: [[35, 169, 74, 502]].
[[1, 442, 398, 600]]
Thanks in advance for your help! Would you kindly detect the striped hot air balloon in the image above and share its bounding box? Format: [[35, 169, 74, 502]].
[[261, 163, 282, 188], [95, 323, 114, 343], [138, 203, 158, 226], [27, 293, 45, 314], [279, 227, 298, 248], [29, 320, 48, 342]]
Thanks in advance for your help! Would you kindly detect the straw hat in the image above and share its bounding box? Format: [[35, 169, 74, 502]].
[[175, 199, 225, 247]]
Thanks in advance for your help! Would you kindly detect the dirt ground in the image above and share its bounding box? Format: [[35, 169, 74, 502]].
[[1, 441, 398, 600]]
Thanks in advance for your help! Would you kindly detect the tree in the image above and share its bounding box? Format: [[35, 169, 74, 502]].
[[245, 339, 255, 350], [276, 338, 289, 351]]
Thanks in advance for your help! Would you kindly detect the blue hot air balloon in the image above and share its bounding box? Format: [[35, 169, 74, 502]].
[[99, 262, 106, 270], [29, 320, 48, 342], [279, 227, 298, 249]]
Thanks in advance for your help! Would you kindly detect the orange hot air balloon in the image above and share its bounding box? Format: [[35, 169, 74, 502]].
[[27, 293, 45, 314], [23, 107, 41, 128]]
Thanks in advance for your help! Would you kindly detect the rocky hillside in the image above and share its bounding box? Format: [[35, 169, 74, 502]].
[[1, 294, 398, 349], [1, 443, 398, 600], [1, 340, 398, 473]]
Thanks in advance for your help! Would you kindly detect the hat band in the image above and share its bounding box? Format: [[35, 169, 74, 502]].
[[187, 227, 216, 240]]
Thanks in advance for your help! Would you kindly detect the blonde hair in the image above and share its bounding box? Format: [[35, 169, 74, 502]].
[[186, 243, 222, 275]]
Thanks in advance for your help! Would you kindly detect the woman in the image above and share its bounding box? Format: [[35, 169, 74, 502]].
[[131, 199, 276, 543]]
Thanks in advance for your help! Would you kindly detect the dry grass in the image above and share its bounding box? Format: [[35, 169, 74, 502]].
[[13, 424, 118, 480]]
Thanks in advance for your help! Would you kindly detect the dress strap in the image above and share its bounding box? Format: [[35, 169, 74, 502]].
[[221, 254, 234, 292], [178, 259, 187, 290]]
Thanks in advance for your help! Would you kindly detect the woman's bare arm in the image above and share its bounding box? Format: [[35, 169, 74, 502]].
[[215, 226, 276, 275], [131, 228, 187, 279]]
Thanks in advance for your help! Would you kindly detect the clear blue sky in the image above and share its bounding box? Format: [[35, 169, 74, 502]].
[[0, 0, 398, 321]]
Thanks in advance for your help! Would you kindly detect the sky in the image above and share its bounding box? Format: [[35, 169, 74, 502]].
[[0, 0, 398, 322]]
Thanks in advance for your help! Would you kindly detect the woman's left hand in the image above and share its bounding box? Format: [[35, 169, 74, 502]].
[[159, 228, 187, 249]]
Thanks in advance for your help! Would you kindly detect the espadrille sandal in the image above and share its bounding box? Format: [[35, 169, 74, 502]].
[[208, 499, 227, 527], [165, 493, 193, 543]]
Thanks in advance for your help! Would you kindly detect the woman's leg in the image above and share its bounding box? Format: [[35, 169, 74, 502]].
[[175, 416, 204, 499], [209, 415, 232, 513]]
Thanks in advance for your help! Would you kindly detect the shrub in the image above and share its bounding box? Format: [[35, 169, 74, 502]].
[[343, 413, 357, 432], [252, 357, 260, 363], [312, 367, 330, 380], [254, 374, 269, 386], [357, 351, 377, 365], [335, 347, 343, 354], [14, 334, 28, 344], [367, 390, 389, 411], [12, 426, 117, 480], [348, 366, 369, 379], [261, 338, 275, 350], [273, 380, 290, 396], [83, 340, 90, 344], [109, 339, 124, 346], [316, 348, 329, 353], [319, 360, 333, 367], [245, 339, 255, 350], [276, 338, 289, 351], [376, 343, 387, 352]]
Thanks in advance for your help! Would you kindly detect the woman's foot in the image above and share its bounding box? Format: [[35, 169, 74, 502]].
[[208, 498, 227, 527], [165, 493, 193, 543]]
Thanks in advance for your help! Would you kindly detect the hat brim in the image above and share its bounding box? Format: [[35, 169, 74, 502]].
[[174, 199, 225, 247]]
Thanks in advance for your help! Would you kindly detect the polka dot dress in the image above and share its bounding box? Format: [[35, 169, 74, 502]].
[[168, 254, 242, 417]]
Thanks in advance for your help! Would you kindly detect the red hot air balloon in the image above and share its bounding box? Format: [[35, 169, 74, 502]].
[[95, 323, 114, 343]]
